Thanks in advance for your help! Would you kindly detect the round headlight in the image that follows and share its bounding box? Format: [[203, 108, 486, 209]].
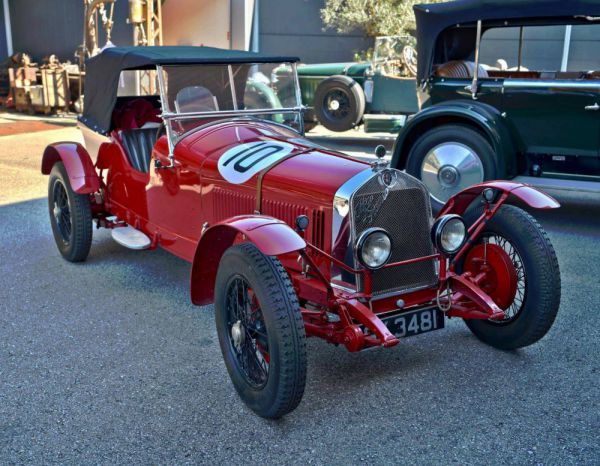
[[357, 228, 392, 269], [431, 215, 467, 255]]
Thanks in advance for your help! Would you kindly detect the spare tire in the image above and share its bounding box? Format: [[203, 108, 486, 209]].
[[314, 75, 365, 132]]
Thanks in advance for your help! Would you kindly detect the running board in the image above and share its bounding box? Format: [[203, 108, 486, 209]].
[[111, 225, 151, 250], [513, 176, 600, 194]]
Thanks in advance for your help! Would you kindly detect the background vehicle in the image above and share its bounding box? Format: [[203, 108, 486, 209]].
[[291, 36, 420, 133], [42, 46, 561, 419], [392, 0, 600, 210]]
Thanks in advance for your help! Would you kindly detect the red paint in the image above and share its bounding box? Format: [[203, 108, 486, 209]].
[[41, 142, 100, 194], [438, 180, 560, 217], [190, 216, 306, 305], [463, 243, 518, 310]]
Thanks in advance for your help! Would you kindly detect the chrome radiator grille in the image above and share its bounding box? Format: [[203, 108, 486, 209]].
[[350, 170, 438, 296]]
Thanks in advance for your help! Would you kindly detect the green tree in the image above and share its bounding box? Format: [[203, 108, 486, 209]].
[[321, 0, 444, 38]]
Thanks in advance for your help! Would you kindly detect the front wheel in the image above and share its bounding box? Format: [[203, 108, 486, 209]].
[[214, 243, 307, 419], [460, 205, 561, 350], [406, 125, 498, 211]]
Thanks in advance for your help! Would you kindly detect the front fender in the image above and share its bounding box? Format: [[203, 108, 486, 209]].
[[41, 142, 100, 194], [391, 101, 519, 178], [190, 216, 306, 306], [438, 181, 560, 217]]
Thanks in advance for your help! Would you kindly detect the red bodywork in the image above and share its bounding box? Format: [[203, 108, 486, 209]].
[[44, 118, 560, 352]]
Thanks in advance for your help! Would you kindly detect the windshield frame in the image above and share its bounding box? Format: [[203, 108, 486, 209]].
[[156, 62, 304, 166]]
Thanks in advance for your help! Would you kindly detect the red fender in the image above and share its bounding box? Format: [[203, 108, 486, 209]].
[[438, 181, 560, 217], [190, 215, 306, 306], [41, 142, 100, 194]]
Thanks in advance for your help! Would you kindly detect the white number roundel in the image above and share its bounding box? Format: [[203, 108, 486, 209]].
[[217, 140, 294, 184]]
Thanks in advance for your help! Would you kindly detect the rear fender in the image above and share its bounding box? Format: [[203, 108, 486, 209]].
[[438, 181, 560, 218], [190, 216, 306, 306], [390, 101, 520, 178], [41, 142, 100, 194]]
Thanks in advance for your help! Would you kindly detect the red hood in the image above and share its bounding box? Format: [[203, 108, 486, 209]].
[[179, 119, 369, 204]]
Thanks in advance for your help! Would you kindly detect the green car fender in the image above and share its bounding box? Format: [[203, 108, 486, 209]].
[[390, 100, 520, 179]]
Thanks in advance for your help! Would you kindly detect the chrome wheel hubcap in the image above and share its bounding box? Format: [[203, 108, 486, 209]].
[[329, 99, 340, 111], [231, 320, 245, 351], [420, 142, 484, 203], [53, 203, 62, 222]]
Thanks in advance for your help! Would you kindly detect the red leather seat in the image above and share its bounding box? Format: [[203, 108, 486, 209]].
[[435, 60, 489, 78]]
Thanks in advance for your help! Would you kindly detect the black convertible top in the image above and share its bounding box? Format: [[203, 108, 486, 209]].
[[415, 0, 600, 82], [81, 46, 299, 134]]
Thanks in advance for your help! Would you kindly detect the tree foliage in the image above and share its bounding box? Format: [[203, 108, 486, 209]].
[[321, 0, 444, 37]]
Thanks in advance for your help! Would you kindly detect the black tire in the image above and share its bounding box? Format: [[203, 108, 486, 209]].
[[48, 162, 93, 262], [314, 75, 365, 132], [460, 205, 560, 350], [405, 124, 499, 212], [214, 243, 307, 419]]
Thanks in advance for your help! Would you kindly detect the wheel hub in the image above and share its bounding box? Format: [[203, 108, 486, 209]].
[[464, 243, 518, 310], [328, 99, 340, 111], [438, 165, 460, 187], [420, 142, 485, 203], [53, 203, 62, 221], [231, 320, 245, 350]]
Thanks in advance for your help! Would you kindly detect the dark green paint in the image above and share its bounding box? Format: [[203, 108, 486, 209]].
[[370, 75, 419, 114], [393, 75, 600, 178], [391, 100, 518, 178], [294, 62, 419, 127]]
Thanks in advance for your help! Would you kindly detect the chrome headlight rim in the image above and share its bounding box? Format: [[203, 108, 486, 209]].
[[355, 227, 393, 270], [431, 214, 467, 255]]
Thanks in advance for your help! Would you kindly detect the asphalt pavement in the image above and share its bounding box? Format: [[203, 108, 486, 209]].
[[1, 121, 599, 465]]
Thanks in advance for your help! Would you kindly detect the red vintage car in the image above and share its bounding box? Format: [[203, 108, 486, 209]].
[[42, 46, 561, 419]]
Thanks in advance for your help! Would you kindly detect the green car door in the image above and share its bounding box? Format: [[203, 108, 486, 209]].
[[501, 80, 600, 158]]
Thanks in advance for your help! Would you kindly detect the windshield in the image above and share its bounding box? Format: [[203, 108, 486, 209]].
[[158, 62, 302, 141]]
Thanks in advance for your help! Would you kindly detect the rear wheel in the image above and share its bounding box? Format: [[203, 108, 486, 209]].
[[314, 75, 365, 132], [214, 243, 307, 419], [406, 125, 498, 211], [460, 205, 560, 349], [48, 162, 93, 262]]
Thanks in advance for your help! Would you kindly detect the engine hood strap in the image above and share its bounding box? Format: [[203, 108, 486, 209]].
[[255, 148, 313, 213]]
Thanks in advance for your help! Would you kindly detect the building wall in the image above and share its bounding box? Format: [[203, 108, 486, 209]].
[[0, 1, 8, 59], [258, 0, 372, 64], [7, 0, 132, 63], [163, 0, 231, 49], [4, 1, 600, 71]]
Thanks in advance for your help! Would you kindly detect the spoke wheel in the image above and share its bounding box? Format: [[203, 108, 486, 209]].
[[214, 243, 307, 419], [225, 276, 270, 389], [323, 88, 351, 121], [464, 235, 526, 323], [48, 162, 93, 262], [460, 205, 560, 350], [52, 180, 72, 244], [314, 75, 365, 132]]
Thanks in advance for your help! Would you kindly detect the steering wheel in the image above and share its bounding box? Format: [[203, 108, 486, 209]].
[[402, 45, 418, 77]]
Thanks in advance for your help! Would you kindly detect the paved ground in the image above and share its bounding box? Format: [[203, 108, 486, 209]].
[[1, 121, 599, 465]]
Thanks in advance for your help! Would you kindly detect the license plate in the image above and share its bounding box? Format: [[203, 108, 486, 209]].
[[379, 306, 444, 338]]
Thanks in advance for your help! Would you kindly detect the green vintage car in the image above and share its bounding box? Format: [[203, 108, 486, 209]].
[[392, 0, 600, 209], [294, 36, 420, 133]]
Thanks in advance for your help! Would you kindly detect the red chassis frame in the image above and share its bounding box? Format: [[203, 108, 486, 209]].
[[286, 182, 559, 352]]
